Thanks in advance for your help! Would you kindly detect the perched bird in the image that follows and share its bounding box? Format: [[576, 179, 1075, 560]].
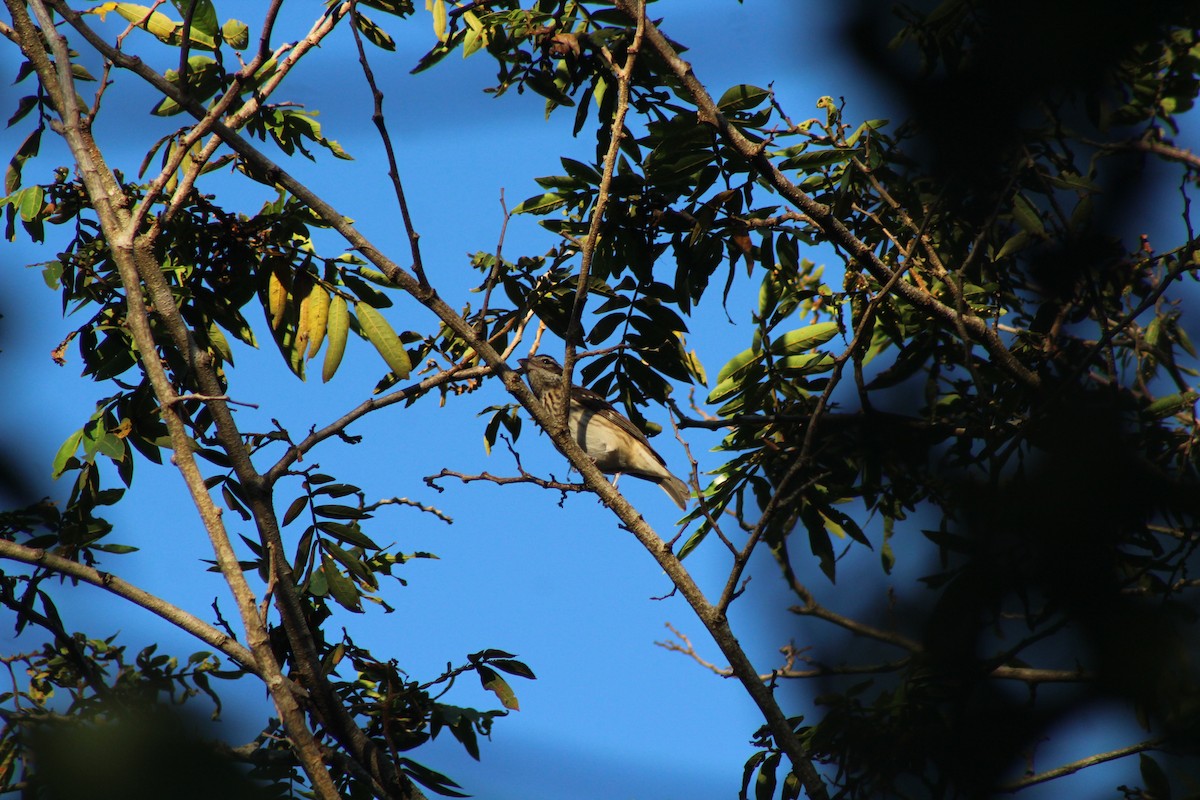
[[519, 354, 690, 509]]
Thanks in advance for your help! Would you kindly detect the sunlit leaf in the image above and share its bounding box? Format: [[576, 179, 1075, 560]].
[[323, 295, 349, 382], [356, 303, 412, 379], [478, 666, 519, 711]]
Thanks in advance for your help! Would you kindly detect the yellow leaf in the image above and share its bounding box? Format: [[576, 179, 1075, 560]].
[[432, 0, 448, 42], [482, 670, 520, 711], [306, 286, 330, 361], [267, 267, 287, 330], [295, 273, 313, 359], [112, 3, 182, 44]]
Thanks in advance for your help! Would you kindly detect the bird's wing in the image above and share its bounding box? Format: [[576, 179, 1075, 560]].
[[570, 384, 666, 465]]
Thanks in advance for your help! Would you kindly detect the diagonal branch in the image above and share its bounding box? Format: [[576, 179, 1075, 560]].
[[348, 0, 428, 287], [997, 736, 1167, 793], [0, 540, 259, 674]]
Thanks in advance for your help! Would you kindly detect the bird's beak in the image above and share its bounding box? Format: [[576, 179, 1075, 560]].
[[516, 358, 528, 373]]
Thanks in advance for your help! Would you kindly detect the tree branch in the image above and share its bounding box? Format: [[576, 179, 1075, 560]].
[[15, 5, 343, 797], [0, 540, 259, 675], [348, 0, 428, 287], [997, 736, 1167, 793]]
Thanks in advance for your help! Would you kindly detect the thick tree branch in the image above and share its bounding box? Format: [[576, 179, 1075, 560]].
[[13, 4, 340, 797], [41, 10, 431, 796]]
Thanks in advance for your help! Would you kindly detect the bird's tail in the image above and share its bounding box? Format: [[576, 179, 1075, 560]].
[[659, 473, 690, 510]]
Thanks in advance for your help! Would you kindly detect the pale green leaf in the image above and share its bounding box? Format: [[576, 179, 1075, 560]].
[[356, 303, 412, 379]]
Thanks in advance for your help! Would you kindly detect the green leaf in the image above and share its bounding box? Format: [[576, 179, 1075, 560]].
[[152, 56, 223, 115], [6, 96, 38, 129], [755, 753, 781, 800], [170, 0, 218, 41], [222, 18, 249, 49], [316, 521, 381, 550], [91, 543, 139, 554], [356, 303, 412, 379], [995, 230, 1033, 259], [206, 319, 233, 364], [16, 185, 44, 222], [313, 503, 371, 520], [1144, 390, 1198, 419], [344, 272, 393, 308], [462, 23, 486, 58], [511, 192, 568, 215], [6, 127, 42, 194], [320, 553, 363, 612], [282, 495, 309, 527], [1012, 193, 1045, 237], [322, 538, 376, 587], [718, 84, 771, 112], [1139, 754, 1172, 800], [526, 70, 575, 107], [398, 759, 469, 798], [52, 428, 84, 479], [410, 29, 465, 74], [715, 345, 760, 385], [322, 295, 349, 382], [355, 11, 396, 51], [778, 352, 836, 375], [779, 148, 858, 170], [767, 321, 840, 355], [489, 659, 537, 679]]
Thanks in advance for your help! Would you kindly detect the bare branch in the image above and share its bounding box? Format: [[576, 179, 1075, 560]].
[[367, 496, 453, 525], [265, 364, 494, 484], [998, 736, 1167, 793], [424, 468, 588, 497], [348, 0, 428, 287]]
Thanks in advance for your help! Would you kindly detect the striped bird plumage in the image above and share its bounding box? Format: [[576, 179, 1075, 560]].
[[519, 354, 689, 509]]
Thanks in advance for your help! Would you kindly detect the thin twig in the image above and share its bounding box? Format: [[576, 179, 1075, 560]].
[[367, 496, 453, 525], [348, 0, 427, 286], [997, 737, 1167, 793], [560, 0, 645, 430]]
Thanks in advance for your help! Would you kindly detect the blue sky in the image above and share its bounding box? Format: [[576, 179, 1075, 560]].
[[2, 2, 1197, 798]]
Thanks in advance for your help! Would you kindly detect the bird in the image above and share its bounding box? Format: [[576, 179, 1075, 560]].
[[518, 354, 690, 509]]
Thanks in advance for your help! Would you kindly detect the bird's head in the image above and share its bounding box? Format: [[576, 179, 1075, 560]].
[[518, 354, 563, 376]]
